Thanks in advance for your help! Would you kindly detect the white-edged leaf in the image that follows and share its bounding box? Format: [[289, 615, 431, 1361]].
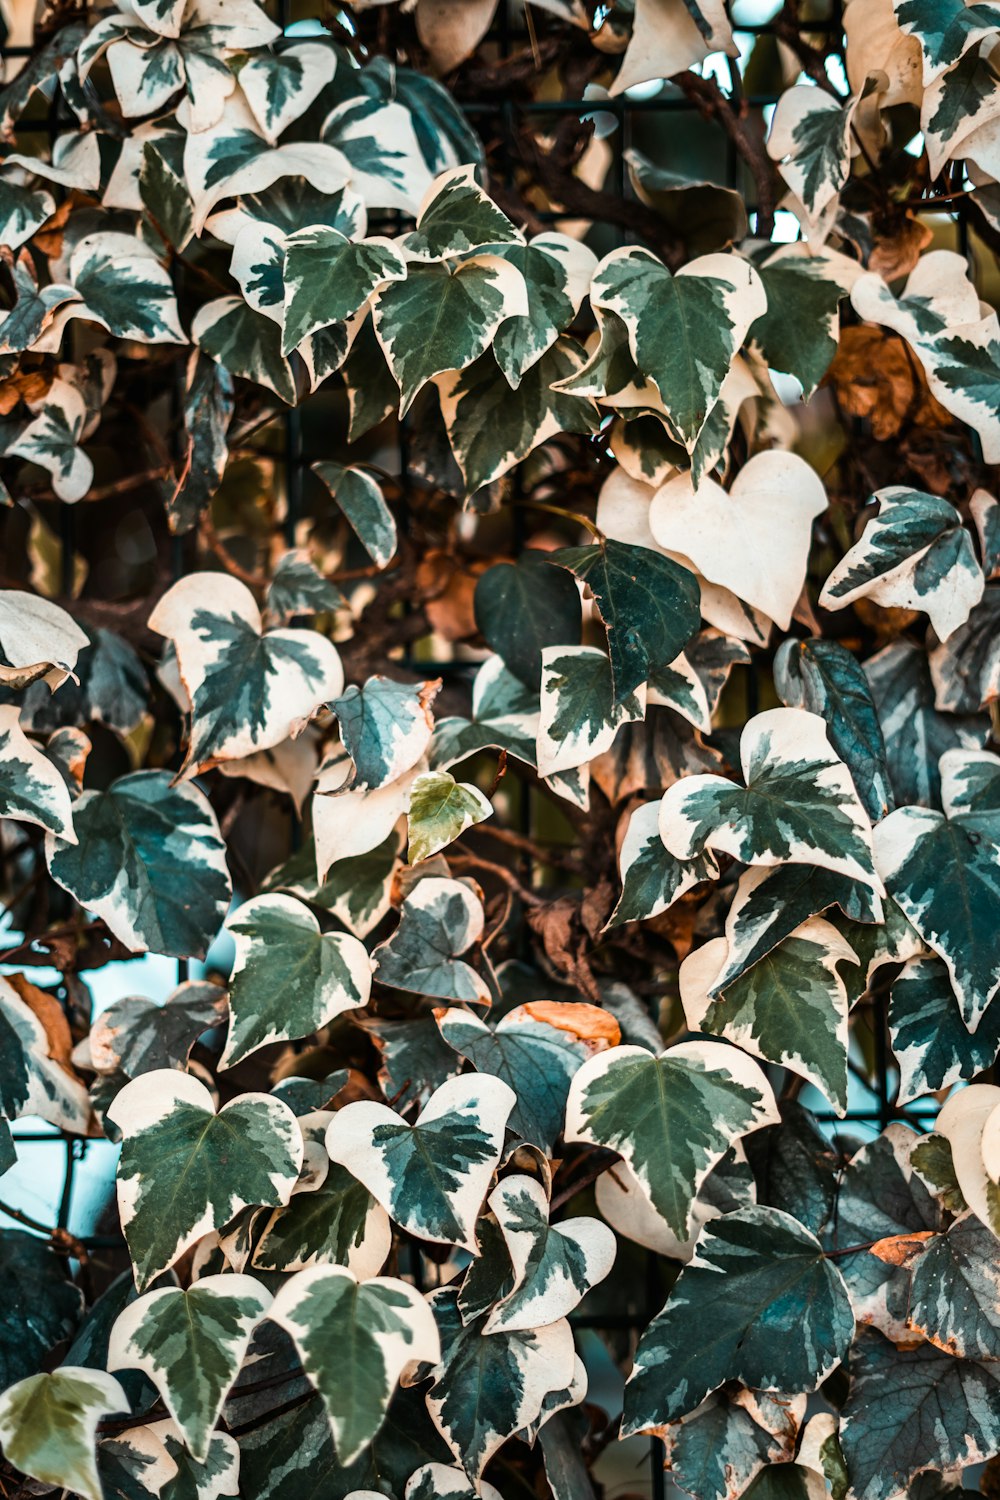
[[0, 1367, 127, 1500]]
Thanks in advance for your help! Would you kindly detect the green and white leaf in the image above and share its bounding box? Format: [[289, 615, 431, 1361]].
[[589, 247, 766, 451], [55, 232, 184, 346], [312, 461, 397, 569], [908, 1212, 1000, 1358], [661, 1389, 806, 1500], [819, 488, 983, 642], [0, 589, 89, 690], [866, 636, 987, 807], [0, 975, 87, 1132], [565, 1040, 778, 1239], [537, 646, 645, 779], [282, 228, 405, 355], [893, 0, 1000, 84], [679, 920, 856, 1113], [890, 955, 1000, 1102], [332, 675, 439, 791], [107, 1069, 302, 1288], [484, 1174, 615, 1333], [266, 550, 343, 621], [407, 770, 491, 863], [220, 894, 371, 1068], [7, 375, 91, 502], [149, 573, 344, 778], [623, 1206, 853, 1432], [251, 1162, 391, 1277], [766, 85, 858, 231], [237, 42, 338, 144], [0, 704, 74, 839], [191, 296, 296, 405], [936, 1084, 1000, 1237], [107, 1276, 271, 1461], [491, 233, 595, 387], [0, 1367, 127, 1500], [649, 451, 827, 632], [398, 164, 523, 261], [325, 1073, 515, 1250], [371, 875, 489, 1004], [46, 770, 231, 959], [659, 707, 882, 891], [608, 799, 720, 927], [748, 242, 860, 399], [88, 980, 227, 1079], [269, 1265, 440, 1466]]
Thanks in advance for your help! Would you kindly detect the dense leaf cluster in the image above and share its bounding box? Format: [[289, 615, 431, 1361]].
[[0, 2, 1000, 1499]]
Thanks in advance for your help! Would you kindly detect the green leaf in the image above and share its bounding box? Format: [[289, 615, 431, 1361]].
[[262, 826, 402, 940], [332, 675, 438, 791], [748, 243, 858, 399], [474, 557, 581, 692], [266, 551, 343, 621], [220, 894, 371, 1068], [681, 919, 855, 1113], [269, 1265, 440, 1466], [608, 799, 719, 927], [107, 1276, 271, 1460], [372, 876, 490, 1004], [0, 1367, 127, 1500], [908, 1213, 1000, 1358], [548, 538, 700, 704], [590, 246, 765, 450], [775, 637, 893, 821], [0, 1229, 83, 1394], [107, 1069, 302, 1289], [251, 1160, 391, 1277], [565, 1040, 778, 1238], [312, 462, 397, 569], [623, 1206, 853, 1432], [407, 770, 491, 863], [890, 955, 1000, 1103], [820, 488, 983, 643], [875, 749, 1000, 1027], [282, 228, 405, 354], [426, 1287, 575, 1482], [373, 255, 527, 415], [537, 646, 645, 779], [325, 1073, 515, 1250], [839, 1330, 1000, 1500], [165, 354, 233, 536], [436, 1001, 605, 1152], [484, 1174, 615, 1332], [46, 770, 231, 959], [660, 707, 882, 891], [149, 573, 343, 779], [399, 165, 522, 260]]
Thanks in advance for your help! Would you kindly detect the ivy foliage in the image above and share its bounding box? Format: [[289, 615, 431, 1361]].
[[1, 2, 1000, 1499]]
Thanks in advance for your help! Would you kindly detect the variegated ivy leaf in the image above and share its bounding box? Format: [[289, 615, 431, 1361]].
[[0, 704, 74, 839], [890, 955, 1000, 1103], [661, 1390, 806, 1500], [589, 247, 765, 452], [650, 450, 828, 632], [484, 1174, 616, 1333], [893, 0, 1000, 85], [251, 1162, 391, 1277], [407, 770, 491, 864], [711, 863, 882, 996], [536, 646, 646, 780], [0, 176, 55, 252], [775, 637, 893, 821], [839, 1329, 1000, 1500], [325, 1073, 515, 1250], [229, 222, 286, 325], [0, 1368, 127, 1500], [8, 374, 92, 502], [437, 336, 601, 497], [611, 0, 736, 94], [107, 1276, 271, 1461], [236, 41, 338, 144], [622, 1207, 853, 1434], [426, 1287, 576, 1481], [936, 1084, 1000, 1237], [372, 874, 490, 1004], [748, 242, 860, 400], [766, 85, 859, 232], [907, 1212, 1000, 1359], [851, 250, 1000, 463], [46, 770, 231, 958], [263, 825, 402, 940], [220, 894, 372, 1069], [547, 539, 700, 704], [874, 748, 1000, 1028], [490, 233, 596, 388], [266, 550, 343, 621], [431, 656, 537, 771], [679, 920, 857, 1113], [53, 232, 184, 346], [102, 1420, 240, 1500], [608, 799, 719, 927], [819, 487, 984, 642], [88, 980, 228, 1079], [865, 636, 988, 808], [312, 752, 424, 877], [565, 1040, 778, 1239], [191, 296, 296, 405], [595, 1145, 755, 1262], [0, 972, 90, 1131], [0, 589, 89, 691], [332, 675, 439, 791], [373, 253, 528, 415], [398, 164, 522, 261], [406, 1464, 502, 1500], [971, 488, 1000, 578], [269, 1265, 441, 1466], [922, 41, 1000, 178], [930, 586, 1000, 715], [106, 1069, 302, 1289], [659, 707, 882, 892], [165, 353, 233, 536], [0, 252, 78, 355], [281, 229, 406, 356], [436, 1001, 618, 1152], [312, 461, 397, 569], [149, 574, 344, 779]]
